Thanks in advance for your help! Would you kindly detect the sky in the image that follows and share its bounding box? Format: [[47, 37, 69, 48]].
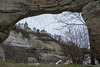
[[17, 13, 61, 35], [17, 11, 90, 48], [17, 11, 85, 35]]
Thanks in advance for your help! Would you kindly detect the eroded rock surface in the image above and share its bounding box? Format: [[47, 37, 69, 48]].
[[0, 0, 91, 12]]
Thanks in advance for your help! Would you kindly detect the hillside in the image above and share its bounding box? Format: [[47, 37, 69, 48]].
[[2, 29, 64, 63]]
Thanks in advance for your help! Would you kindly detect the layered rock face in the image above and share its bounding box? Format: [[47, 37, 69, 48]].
[[0, 0, 91, 12], [2, 29, 64, 62], [0, 0, 100, 64], [82, 0, 100, 63]]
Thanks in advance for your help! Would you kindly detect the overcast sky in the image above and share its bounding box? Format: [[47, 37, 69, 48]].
[[17, 11, 90, 48], [17, 11, 85, 35]]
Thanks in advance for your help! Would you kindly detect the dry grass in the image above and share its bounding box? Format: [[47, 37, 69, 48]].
[[0, 62, 99, 67]]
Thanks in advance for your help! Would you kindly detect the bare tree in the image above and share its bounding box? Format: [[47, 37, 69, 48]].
[[54, 12, 90, 64], [62, 25, 89, 64], [54, 12, 89, 48], [61, 41, 88, 64], [54, 12, 86, 30]]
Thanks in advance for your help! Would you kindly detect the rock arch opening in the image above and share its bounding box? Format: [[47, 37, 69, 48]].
[[2, 12, 91, 64], [0, 0, 99, 65]]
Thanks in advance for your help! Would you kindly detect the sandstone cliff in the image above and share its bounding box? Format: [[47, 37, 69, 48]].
[[2, 29, 64, 63]]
